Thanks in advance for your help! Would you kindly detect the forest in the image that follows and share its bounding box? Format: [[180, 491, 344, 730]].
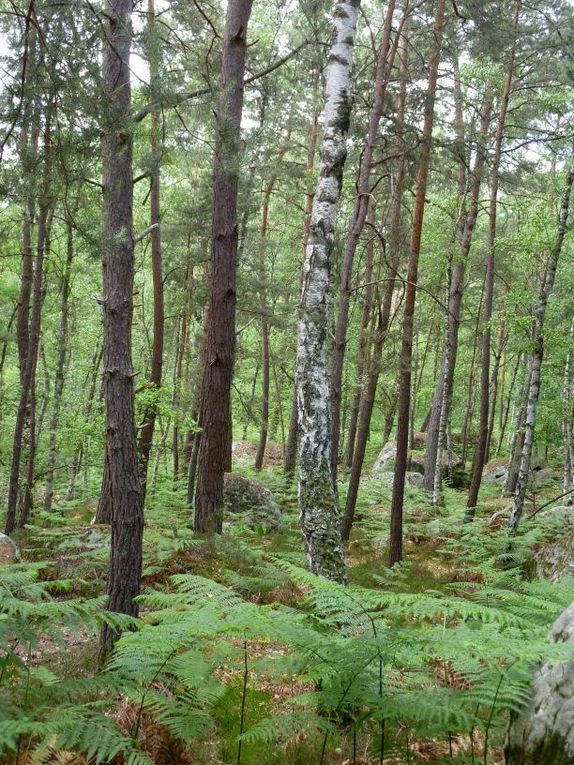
[[1, 0, 574, 762]]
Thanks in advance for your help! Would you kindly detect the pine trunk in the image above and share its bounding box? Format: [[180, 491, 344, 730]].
[[99, 0, 144, 655], [194, 0, 254, 533], [389, 0, 446, 566]]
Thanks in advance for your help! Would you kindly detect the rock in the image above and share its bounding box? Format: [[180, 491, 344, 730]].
[[531, 455, 548, 472], [483, 463, 508, 485], [231, 441, 283, 467], [376, 471, 424, 488], [223, 473, 281, 531], [0, 533, 20, 564], [530, 467, 557, 489], [372, 441, 462, 479], [506, 602, 574, 764], [534, 508, 574, 582], [85, 529, 104, 549], [372, 442, 397, 472]]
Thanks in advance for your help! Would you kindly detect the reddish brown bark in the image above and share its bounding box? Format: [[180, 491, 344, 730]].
[[389, 0, 446, 566], [137, 0, 164, 496], [467, 0, 520, 515], [194, 0, 254, 533]]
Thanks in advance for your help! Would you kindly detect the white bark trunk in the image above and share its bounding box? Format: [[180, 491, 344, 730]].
[[296, 0, 360, 584]]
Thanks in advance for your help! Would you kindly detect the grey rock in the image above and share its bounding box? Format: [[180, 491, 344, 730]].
[[0, 532, 20, 563], [483, 464, 509, 485], [531, 467, 557, 489], [372, 442, 397, 472], [376, 471, 424, 488], [223, 472, 281, 531], [506, 602, 574, 764]]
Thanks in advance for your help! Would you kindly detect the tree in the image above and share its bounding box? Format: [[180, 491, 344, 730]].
[[99, 0, 144, 655], [194, 0, 254, 533], [296, 0, 361, 583], [388, 0, 447, 567], [508, 165, 574, 536]]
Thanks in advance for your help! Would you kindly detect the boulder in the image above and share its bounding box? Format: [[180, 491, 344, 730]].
[[506, 602, 574, 764], [376, 471, 424, 488], [223, 473, 281, 531], [534, 507, 574, 582], [483, 462, 509, 486], [372, 441, 462, 478], [531, 467, 557, 489], [231, 441, 283, 467], [372, 442, 397, 472], [0, 533, 20, 564]]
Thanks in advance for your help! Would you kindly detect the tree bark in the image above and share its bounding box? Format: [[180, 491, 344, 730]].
[[341, 25, 409, 542], [508, 165, 574, 535], [466, 0, 520, 515], [344, 210, 376, 470], [330, 0, 397, 477], [389, 0, 446, 567], [44, 215, 75, 513], [194, 0, 254, 533], [424, 87, 493, 496], [296, 0, 361, 583], [137, 0, 164, 497], [5, 108, 52, 536], [99, 0, 144, 656], [284, 103, 320, 476]]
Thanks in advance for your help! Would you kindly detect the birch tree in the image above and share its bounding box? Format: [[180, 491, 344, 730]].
[[296, 0, 360, 583]]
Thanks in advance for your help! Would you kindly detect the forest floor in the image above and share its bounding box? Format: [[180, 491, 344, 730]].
[[4, 451, 572, 765]]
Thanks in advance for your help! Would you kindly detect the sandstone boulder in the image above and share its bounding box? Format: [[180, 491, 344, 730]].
[[223, 473, 281, 531], [506, 602, 574, 764]]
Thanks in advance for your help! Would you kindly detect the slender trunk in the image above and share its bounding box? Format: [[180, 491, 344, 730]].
[[504, 359, 531, 496], [389, 0, 446, 566], [44, 216, 75, 513], [485, 321, 505, 460], [425, 89, 493, 493], [496, 351, 521, 458], [99, 0, 144, 656], [344, 214, 376, 469], [297, 0, 361, 583], [67, 344, 103, 501], [255, 137, 289, 468], [330, 0, 398, 476], [341, 27, 409, 542], [467, 0, 520, 515], [563, 323, 574, 493], [194, 0, 254, 533], [508, 166, 574, 535], [284, 104, 320, 475], [137, 0, 164, 497], [5, 109, 52, 535], [461, 281, 485, 464]]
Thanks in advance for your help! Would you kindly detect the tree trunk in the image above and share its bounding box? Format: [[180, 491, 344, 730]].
[[284, 103, 320, 476], [297, 0, 360, 583], [466, 0, 520, 516], [496, 352, 521, 458], [44, 215, 74, 513], [330, 0, 397, 477], [424, 87, 493, 495], [389, 0, 446, 567], [341, 25, 409, 542], [563, 324, 574, 493], [137, 0, 164, 497], [194, 0, 254, 533], [99, 0, 144, 656], [5, 109, 52, 536], [344, 211, 376, 470], [504, 358, 531, 497], [508, 165, 574, 535]]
